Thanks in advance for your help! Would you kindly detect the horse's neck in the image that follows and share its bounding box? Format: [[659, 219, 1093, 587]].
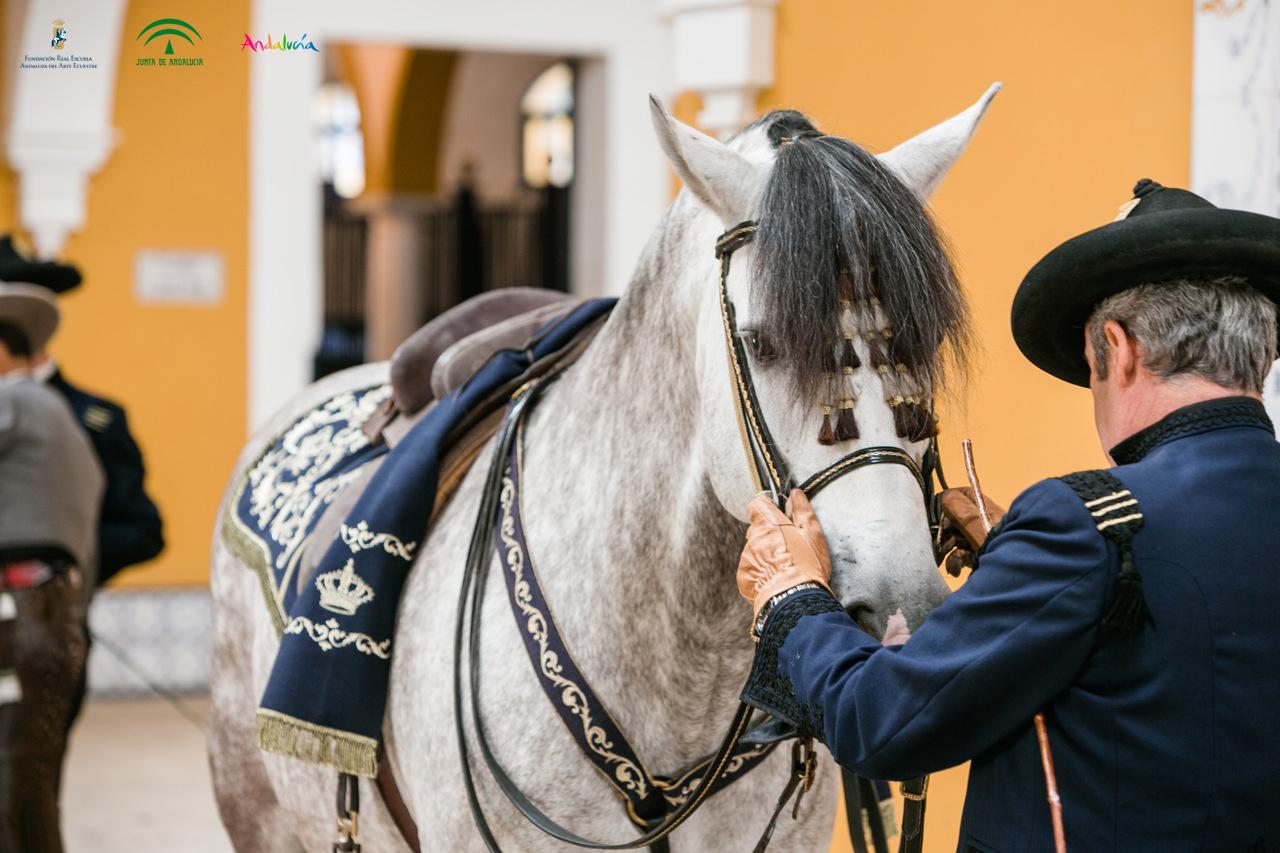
[[517, 258, 753, 770]]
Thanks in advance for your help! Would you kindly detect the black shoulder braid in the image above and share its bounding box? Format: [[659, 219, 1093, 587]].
[[741, 590, 842, 738], [1058, 470, 1148, 640]]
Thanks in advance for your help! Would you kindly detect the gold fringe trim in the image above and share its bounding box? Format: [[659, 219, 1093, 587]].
[[220, 481, 287, 635], [256, 708, 379, 778]]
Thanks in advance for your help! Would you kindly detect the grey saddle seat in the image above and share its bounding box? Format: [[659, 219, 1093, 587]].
[[389, 287, 575, 415]]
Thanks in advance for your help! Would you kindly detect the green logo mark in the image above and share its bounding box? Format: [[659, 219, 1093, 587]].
[[136, 17, 202, 55]]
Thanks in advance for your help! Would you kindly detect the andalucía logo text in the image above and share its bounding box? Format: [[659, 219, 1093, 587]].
[[241, 33, 319, 53]]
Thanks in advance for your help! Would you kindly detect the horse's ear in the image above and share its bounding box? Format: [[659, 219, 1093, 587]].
[[649, 95, 763, 226], [878, 82, 1001, 201]]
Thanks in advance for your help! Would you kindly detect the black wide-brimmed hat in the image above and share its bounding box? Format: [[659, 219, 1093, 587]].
[[0, 235, 82, 294], [1011, 179, 1280, 387]]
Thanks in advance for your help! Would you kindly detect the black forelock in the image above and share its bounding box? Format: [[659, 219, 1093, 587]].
[[744, 110, 972, 402]]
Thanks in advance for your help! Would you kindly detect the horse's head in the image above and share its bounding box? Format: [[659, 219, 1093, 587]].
[[649, 87, 997, 634]]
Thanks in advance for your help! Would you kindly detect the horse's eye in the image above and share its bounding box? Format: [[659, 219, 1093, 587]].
[[738, 330, 778, 364]]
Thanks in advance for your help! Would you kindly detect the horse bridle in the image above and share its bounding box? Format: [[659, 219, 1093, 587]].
[[451, 222, 947, 853], [716, 221, 942, 853], [714, 220, 937, 509]]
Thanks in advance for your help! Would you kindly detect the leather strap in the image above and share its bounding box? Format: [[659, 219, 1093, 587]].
[[859, 776, 890, 853], [370, 315, 611, 853], [499, 419, 776, 827], [798, 446, 926, 503], [456, 376, 780, 850], [897, 776, 929, 853], [375, 749, 421, 853], [750, 740, 814, 853]]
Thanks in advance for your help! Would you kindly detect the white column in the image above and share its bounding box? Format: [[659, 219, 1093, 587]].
[[248, 35, 323, 429], [4, 0, 126, 258], [353, 195, 431, 361], [1191, 0, 1280, 417], [661, 0, 777, 139]]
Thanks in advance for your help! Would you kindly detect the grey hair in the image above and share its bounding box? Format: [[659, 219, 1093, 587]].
[[1087, 277, 1277, 393], [742, 111, 972, 402]]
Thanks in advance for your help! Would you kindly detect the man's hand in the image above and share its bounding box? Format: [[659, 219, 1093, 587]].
[[737, 489, 832, 619], [938, 487, 1007, 576]]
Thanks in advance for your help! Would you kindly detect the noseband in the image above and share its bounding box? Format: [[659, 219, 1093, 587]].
[[714, 221, 944, 515]]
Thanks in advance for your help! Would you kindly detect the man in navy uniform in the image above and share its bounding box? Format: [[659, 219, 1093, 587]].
[[0, 236, 164, 585], [737, 180, 1280, 850]]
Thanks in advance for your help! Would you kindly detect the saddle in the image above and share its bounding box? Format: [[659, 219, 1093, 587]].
[[300, 287, 583, 598], [389, 287, 573, 415]]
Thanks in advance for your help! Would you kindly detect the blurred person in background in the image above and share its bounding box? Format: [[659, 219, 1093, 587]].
[[0, 281, 103, 853], [0, 236, 165, 734], [0, 236, 165, 587]]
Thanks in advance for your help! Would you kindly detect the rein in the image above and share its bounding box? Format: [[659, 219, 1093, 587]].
[[450, 222, 949, 852]]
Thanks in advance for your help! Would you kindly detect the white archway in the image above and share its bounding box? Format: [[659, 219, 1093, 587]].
[[248, 0, 672, 427]]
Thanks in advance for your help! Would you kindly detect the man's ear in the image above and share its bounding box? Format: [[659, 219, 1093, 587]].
[[1104, 319, 1141, 386]]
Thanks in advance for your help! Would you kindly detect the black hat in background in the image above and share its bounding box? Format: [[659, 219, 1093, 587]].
[[1010, 179, 1280, 387], [0, 235, 83, 294]]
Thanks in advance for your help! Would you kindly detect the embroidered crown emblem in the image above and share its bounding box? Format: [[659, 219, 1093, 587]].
[[315, 560, 374, 616]]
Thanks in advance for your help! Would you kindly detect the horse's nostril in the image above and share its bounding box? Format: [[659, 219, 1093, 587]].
[[844, 602, 873, 632]]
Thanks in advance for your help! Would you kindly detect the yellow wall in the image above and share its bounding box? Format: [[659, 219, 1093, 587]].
[[0, 0, 14, 233], [759, 1, 1192, 850], [4, 1, 250, 588], [339, 44, 412, 194], [339, 44, 457, 196], [389, 50, 457, 195]]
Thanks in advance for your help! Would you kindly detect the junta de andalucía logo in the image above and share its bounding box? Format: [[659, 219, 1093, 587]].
[[135, 17, 204, 67]]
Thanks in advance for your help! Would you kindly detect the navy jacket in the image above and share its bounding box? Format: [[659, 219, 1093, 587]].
[[743, 397, 1280, 852], [47, 370, 164, 584]]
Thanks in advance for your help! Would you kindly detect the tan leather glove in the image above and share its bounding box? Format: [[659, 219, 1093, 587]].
[[938, 487, 1008, 576], [737, 489, 832, 619]]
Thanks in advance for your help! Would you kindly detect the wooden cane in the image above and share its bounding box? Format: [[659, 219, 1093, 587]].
[[961, 439, 1067, 853]]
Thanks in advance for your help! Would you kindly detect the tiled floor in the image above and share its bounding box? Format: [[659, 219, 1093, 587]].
[[63, 697, 232, 853]]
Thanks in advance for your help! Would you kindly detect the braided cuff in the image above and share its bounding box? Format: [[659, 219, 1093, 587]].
[[741, 589, 843, 739]]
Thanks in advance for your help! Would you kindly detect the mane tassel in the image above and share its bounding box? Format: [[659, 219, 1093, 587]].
[[835, 400, 859, 441], [818, 405, 836, 445]]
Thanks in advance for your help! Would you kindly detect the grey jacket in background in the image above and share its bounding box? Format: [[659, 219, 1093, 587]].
[[0, 376, 104, 588]]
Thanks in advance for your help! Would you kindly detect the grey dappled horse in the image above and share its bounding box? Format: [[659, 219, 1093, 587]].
[[208, 88, 998, 852]]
